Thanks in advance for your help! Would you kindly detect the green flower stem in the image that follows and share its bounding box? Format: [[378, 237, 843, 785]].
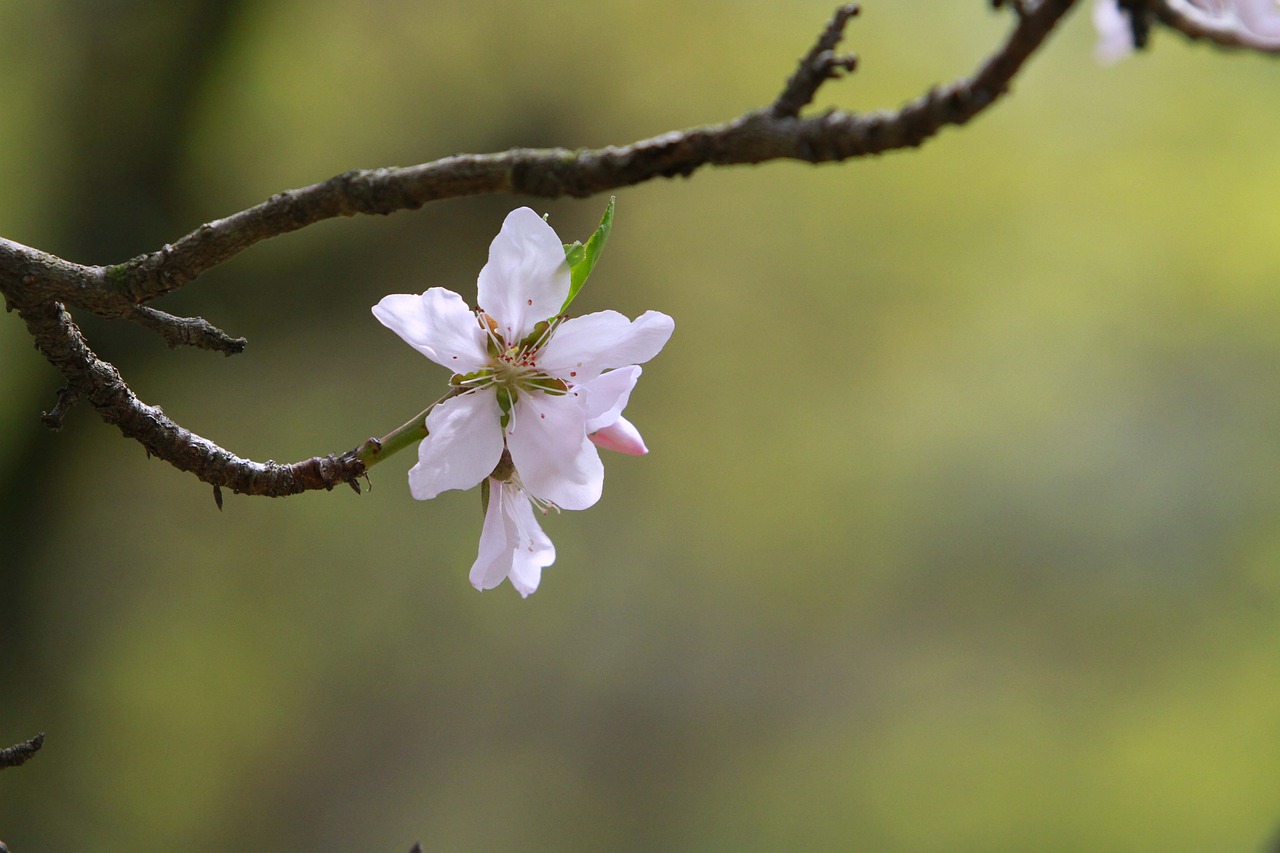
[[355, 387, 464, 470]]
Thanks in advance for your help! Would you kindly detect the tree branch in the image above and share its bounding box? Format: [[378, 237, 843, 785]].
[[0, 1, 1079, 498], [0, 237, 243, 354], [11, 299, 364, 496], [110, 0, 1076, 306]]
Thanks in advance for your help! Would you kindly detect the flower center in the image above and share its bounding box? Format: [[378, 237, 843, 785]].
[[450, 311, 567, 406], [489, 344, 538, 389]]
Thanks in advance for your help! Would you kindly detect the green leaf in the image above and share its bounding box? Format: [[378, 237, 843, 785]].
[[561, 196, 615, 313], [563, 241, 585, 269]]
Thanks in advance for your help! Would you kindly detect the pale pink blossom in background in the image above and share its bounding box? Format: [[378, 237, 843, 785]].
[[1234, 0, 1280, 38], [1093, 0, 1136, 63], [1094, 0, 1280, 61]]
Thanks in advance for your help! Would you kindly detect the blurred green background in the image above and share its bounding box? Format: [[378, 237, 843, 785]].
[[4, 1, 1280, 850]]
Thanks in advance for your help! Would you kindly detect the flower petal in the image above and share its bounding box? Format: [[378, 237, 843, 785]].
[[408, 391, 504, 500], [470, 481, 515, 591], [476, 207, 570, 343], [538, 310, 674, 383], [505, 492, 555, 597], [468, 480, 555, 597], [581, 365, 641, 434], [372, 288, 488, 372], [506, 390, 603, 511], [590, 416, 648, 456]]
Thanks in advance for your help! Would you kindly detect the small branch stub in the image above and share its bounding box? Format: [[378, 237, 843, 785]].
[[40, 385, 81, 431], [0, 732, 45, 771], [128, 305, 247, 355], [991, 0, 1032, 18], [1118, 0, 1153, 49], [773, 3, 861, 118]]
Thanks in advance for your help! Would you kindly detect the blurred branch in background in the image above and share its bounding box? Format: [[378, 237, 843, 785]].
[[0, 730, 44, 849], [0, 0, 1076, 501], [0, 733, 43, 771]]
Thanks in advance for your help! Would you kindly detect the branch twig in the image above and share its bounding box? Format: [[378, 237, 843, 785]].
[[772, 4, 861, 118], [104, 0, 1077, 306], [0, 1, 1080, 497], [127, 305, 246, 355], [12, 299, 364, 496]]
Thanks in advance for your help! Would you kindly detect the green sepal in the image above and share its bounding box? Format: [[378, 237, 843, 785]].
[[518, 318, 555, 351], [480, 477, 490, 515], [561, 196, 615, 313], [451, 368, 493, 387], [525, 376, 568, 395]]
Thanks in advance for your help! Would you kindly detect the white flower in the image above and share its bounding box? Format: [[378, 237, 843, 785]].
[[373, 207, 673, 512], [471, 476, 555, 598], [373, 206, 673, 596]]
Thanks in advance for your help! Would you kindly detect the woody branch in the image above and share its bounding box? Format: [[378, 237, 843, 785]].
[[0, 1, 1077, 500]]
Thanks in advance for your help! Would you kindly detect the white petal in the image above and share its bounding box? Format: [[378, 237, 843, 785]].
[[505, 493, 555, 597], [470, 481, 515, 591], [372, 289, 488, 372], [581, 365, 641, 434], [476, 207, 570, 343], [468, 480, 556, 597], [408, 391, 504, 500], [590, 416, 648, 456], [506, 390, 603, 511], [538, 310, 674, 383]]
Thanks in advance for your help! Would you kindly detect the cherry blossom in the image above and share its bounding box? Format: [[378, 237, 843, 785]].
[[373, 206, 673, 596]]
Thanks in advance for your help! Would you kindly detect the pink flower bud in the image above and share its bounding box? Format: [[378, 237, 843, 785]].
[[588, 416, 648, 456]]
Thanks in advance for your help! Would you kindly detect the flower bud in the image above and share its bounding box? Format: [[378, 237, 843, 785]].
[[588, 417, 648, 456]]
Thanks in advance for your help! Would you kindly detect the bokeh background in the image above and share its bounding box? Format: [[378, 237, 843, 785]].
[[4, 1, 1280, 850]]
